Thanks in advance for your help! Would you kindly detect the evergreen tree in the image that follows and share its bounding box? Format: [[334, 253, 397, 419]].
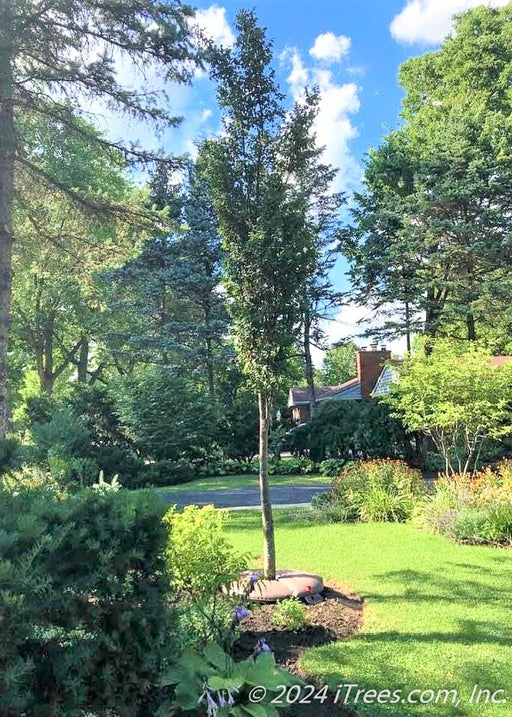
[[104, 161, 227, 393], [345, 4, 512, 347], [0, 0, 198, 432]]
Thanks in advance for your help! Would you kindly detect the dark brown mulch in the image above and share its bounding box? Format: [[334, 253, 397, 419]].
[[236, 584, 363, 674], [235, 584, 363, 715]]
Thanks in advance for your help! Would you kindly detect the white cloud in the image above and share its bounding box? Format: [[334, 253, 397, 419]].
[[282, 47, 361, 192], [309, 32, 351, 63], [200, 108, 213, 122], [390, 0, 509, 45], [311, 303, 408, 366], [194, 5, 235, 48], [286, 49, 308, 94]]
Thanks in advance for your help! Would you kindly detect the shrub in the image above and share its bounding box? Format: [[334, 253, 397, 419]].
[[272, 598, 309, 630], [142, 459, 196, 487], [0, 435, 21, 475], [319, 458, 349, 477], [27, 402, 145, 490], [0, 484, 175, 714], [288, 399, 413, 463], [114, 368, 219, 464], [416, 460, 512, 545], [384, 339, 512, 476], [311, 491, 357, 523], [164, 505, 248, 649], [315, 459, 425, 523]]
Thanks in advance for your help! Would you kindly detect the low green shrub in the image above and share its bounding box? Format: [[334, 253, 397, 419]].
[[272, 598, 309, 630], [0, 484, 175, 714], [142, 459, 196, 487], [28, 402, 145, 490], [312, 491, 357, 523], [164, 505, 248, 649], [315, 459, 425, 523], [415, 460, 512, 545], [287, 399, 414, 463], [319, 458, 349, 477]]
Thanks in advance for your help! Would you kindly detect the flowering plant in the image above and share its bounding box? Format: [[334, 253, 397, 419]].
[[158, 641, 300, 716]]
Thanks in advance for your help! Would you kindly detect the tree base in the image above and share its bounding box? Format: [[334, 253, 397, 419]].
[[233, 569, 324, 603]]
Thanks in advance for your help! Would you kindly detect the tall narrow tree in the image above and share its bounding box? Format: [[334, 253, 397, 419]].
[[203, 12, 324, 578]]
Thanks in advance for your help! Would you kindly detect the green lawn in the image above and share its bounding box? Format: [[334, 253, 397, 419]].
[[153, 473, 330, 493], [226, 512, 512, 716]]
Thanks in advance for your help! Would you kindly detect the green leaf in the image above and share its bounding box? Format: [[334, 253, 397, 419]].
[[204, 642, 233, 671]]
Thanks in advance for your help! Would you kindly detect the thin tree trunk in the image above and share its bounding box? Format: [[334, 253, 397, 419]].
[[258, 392, 276, 579], [0, 2, 15, 434], [405, 300, 411, 353], [467, 312, 476, 342], [204, 304, 215, 397], [77, 336, 89, 383], [303, 308, 316, 419]]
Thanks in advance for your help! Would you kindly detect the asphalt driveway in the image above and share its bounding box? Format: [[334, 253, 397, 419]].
[[159, 483, 327, 509]]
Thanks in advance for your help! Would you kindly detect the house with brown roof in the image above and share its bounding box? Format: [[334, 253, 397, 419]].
[[288, 346, 512, 423], [288, 344, 392, 423]]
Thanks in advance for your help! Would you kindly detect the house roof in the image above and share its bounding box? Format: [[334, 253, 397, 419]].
[[289, 355, 512, 407], [288, 378, 360, 407]]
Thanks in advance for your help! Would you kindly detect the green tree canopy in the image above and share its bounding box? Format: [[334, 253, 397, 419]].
[[384, 339, 512, 476], [202, 11, 332, 577]]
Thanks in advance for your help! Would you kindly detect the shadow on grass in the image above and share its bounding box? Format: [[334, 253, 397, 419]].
[[301, 635, 510, 715], [371, 564, 512, 606]]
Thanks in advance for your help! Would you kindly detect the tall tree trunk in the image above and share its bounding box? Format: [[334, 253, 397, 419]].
[[0, 2, 15, 435], [41, 371, 55, 396], [77, 336, 89, 383], [258, 392, 276, 579], [204, 304, 215, 397], [467, 312, 476, 341], [405, 300, 411, 353], [303, 308, 316, 419]]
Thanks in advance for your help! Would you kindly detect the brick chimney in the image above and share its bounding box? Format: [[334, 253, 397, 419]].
[[356, 345, 391, 399]]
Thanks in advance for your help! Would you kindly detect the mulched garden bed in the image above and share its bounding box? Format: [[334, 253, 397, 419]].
[[235, 584, 364, 715]]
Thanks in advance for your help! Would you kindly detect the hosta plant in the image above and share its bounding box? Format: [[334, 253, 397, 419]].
[[158, 642, 300, 715]]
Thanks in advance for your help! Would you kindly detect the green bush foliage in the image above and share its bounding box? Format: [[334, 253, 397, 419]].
[[314, 459, 425, 523], [0, 485, 175, 714], [288, 399, 413, 463], [319, 458, 349, 477], [114, 367, 218, 464], [271, 598, 309, 630], [203, 456, 318, 478], [164, 505, 248, 649], [415, 460, 512, 545], [384, 339, 512, 476], [27, 393, 144, 489]]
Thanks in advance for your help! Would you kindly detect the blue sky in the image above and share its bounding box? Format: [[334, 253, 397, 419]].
[[100, 0, 507, 355]]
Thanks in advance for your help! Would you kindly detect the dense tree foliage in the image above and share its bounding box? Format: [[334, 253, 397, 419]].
[[320, 341, 358, 386], [0, 0, 198, 432], [345, 4, 512, 348], [385, 339, 512, 476]]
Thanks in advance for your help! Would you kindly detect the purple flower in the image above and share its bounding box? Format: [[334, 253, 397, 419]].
[[231, 605, 251, 629], [253, 637, 272, 658], [249, 572, 260, 589], [202, 690, 218, 717]]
